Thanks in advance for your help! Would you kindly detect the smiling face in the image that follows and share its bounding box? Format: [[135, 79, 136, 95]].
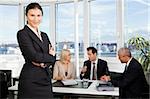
[[26, 8, 42, 30], [87, 50, 97, 61], [60, 49, 71, 63]]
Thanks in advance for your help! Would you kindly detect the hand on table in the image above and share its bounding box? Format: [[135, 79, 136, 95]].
[[100, 75, 111, 82]]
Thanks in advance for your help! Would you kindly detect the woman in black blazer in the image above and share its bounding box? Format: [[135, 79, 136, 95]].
[[17, 2, 56, 99]]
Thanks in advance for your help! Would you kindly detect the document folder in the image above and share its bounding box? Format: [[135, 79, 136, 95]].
[[96, 81, 114, 91], [53, 80, 92, 89], [61, 80, 78, 86]]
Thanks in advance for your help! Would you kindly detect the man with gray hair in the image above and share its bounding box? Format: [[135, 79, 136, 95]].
[[101, 47, 149, 99]]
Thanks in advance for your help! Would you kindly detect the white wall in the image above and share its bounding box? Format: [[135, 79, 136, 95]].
[[101, 57, 125, 73]]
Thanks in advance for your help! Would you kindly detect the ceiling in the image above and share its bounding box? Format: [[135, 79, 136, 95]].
[[0, 0, 75, 4]]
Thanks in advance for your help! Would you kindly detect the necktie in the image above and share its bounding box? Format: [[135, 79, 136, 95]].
[[92, 63, 96, 80], [125, 64, 128, 72]]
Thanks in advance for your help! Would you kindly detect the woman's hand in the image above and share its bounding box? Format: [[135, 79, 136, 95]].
[[49, 44, 55, 56]]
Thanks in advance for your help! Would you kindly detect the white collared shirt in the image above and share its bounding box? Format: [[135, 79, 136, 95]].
[[126, 57, 132, 69], [27, 24, 42, 41], [90, 59, 98, 80]]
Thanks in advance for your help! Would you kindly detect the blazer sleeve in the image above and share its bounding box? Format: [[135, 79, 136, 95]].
[[97, 59, 110, 79], [111, 63, 140, 88], [80, 61, 90, 80], [103, 61, 110, 76]]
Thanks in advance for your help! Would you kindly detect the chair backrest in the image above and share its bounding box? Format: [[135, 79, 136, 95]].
[[0, 70, 12, 87]]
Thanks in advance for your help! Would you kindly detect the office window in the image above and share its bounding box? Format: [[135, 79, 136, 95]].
[[0, 5, 18, 44], [56, 3, 75, 61], [0, 5, 23, 78], [55, 1, 84, 69], [90, 0, 117, 57], [40, 6, 51, 38], [124, 0, 150, 55], [78, 1, 84, 66]]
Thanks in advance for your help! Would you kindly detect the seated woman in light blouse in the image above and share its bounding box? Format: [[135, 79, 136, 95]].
[[53, 49, 76, 80]]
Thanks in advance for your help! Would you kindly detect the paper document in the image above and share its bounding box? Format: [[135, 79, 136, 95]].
[[52, 79, 57, 83], [62, 80, 78, 85]]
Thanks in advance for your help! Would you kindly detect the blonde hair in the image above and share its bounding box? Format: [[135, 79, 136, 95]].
[[60, 49, 71, 63]]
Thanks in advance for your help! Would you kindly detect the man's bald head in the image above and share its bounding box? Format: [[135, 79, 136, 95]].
[[118, 47, 131, 57], [118, 47, 132, 63]]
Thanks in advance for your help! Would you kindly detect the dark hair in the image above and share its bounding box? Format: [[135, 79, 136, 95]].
[[87, 47, 97, 54], [26, 2, 43, 16]]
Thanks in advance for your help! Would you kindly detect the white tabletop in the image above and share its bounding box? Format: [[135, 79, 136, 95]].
[[9, 80, 119, 97]]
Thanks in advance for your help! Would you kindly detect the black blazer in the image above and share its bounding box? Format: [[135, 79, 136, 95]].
[[111, 58, 149, 98], [80, 59, 109, 80], [17, 25, 56, 98]]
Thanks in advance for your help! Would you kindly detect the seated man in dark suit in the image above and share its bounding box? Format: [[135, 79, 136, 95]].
[[80, 47, 109, 80], [101, 47, 149, 99]]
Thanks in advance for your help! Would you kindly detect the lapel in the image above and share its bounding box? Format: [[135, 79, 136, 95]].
[[123, 63, 131, 75], [86, 61, 91, 76], [88, 60, 92, 71], [24, 25, 45, 51], [97, 59, 101, 70], [96, 59, 100, 76], [124, 58, 133, 73], [97, 59, 103, 76], [41, 33, 49, 53]]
